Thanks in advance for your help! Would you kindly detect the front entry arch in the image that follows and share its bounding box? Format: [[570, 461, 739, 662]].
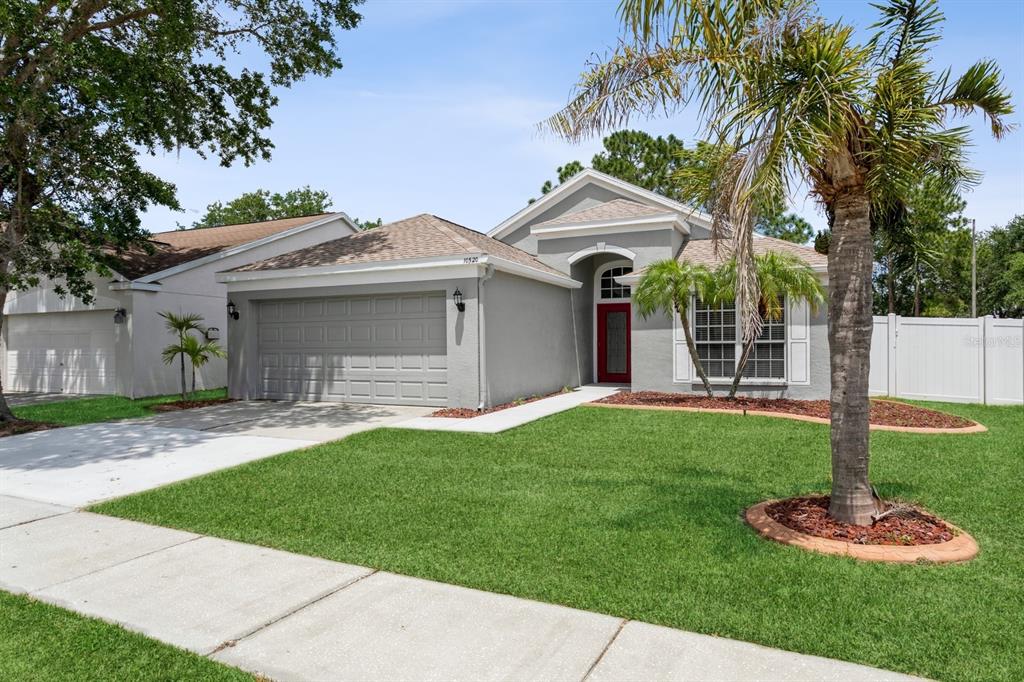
[[594, 260, 633, 383]]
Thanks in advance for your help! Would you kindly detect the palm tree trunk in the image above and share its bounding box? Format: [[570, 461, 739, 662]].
[[729, 337, 755, 399], [678, 307, 714, 397], [178, 349, 186, 400], [827, 188, 878, 526]]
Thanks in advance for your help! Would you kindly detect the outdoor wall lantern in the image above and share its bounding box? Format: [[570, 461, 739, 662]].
[[113, 308, 127, 324], [227, 301, 240, 320], [453, 288, 465, 312]]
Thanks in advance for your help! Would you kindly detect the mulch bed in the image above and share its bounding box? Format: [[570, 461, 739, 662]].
[[149, 398, 235, 413], [595, 391, 975, 429], [430, 391, 564, 418], [766, 496, 954, 546], [0, 419, 60, 438]]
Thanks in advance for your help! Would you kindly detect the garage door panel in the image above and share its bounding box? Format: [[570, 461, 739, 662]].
[[375, 324, 398, 343], [256, 292, 447, 405], [5, 311, 117, 394]]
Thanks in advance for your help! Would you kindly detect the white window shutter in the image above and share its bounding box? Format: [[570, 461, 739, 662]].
[[787, 296, 810, 385], [673, 308, 694, 382]]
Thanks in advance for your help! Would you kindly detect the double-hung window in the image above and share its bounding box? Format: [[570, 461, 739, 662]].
[[694, 299, 737, 378], [693, 297, 786, 380], [743, 306, 786, 379]]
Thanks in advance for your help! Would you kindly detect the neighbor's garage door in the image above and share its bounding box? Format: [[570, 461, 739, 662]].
[[4, 310, 117, 394], [256, 293, 447, 405]]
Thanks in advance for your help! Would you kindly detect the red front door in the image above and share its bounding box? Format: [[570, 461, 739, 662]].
[[597, 303, 631, 383]]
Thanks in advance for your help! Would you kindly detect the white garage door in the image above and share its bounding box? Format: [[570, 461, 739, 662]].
[[4, 311, 117, 394], [256, 293, 448, 405]]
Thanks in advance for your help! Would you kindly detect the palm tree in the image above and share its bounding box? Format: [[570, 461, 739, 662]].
[[544, 0, 1012, 523], [714, 252, 826, 398], [633, 259, 719, 397], [159, 311, 204, 400], [180, 334, 226, 397]]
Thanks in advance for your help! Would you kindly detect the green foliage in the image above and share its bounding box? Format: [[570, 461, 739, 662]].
[[355, 217, 384, 230], [533, 131, 693, 202], [591, 130, 689, 199], [813, 230, 831, 255], [633, 259, 719, 395], [189, 186, 333, 229], [977, 215, 1024, 317], [544, 0, 1012, 328], [633, 259, 716, 319], [715, 252, 826, 320], [159, 311, 221, 399], [757, 213, 815, 244], [95, 402, 1024, 682], [874, 176, 969, 315], [0, 0, 363, 304]]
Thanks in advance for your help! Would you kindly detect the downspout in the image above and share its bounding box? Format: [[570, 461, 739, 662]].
[[477, 263, 495, 410], [569, 288, 582, 387]]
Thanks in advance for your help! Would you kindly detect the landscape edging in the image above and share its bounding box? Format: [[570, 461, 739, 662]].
[[744, 501, 979, 564], [586, 402, 987, 434]]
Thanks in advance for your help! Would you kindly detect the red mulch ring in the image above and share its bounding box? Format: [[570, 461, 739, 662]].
[[0, 419, 60, 438], [430, 391, 565, 418], [595, 391, 975, 429], [766, 495, 954, 546], [149, 398, 235, 413]]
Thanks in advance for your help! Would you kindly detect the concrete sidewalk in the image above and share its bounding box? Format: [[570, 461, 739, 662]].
[[1, 495, 919, 681], [394, 385, 620, 434]]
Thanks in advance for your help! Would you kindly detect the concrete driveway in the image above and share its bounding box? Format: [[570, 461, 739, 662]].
[[0, 401, 430, 507]]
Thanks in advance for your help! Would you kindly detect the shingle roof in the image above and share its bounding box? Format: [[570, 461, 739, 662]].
[[533, 198, 670, 227], [112, 213, 337, 280], [677, 235, 828, 270], [232, 214, 567, 279]]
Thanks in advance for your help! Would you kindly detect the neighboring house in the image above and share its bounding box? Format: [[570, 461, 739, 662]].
[[2, 213, 358, 397], [218, 170, 828, 408]]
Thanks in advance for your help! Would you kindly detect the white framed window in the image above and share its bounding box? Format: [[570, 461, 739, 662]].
[[694, 298, 737, 378], [743, 307, 786, 379], [693, 297, 785, 380], [598, 265, 632, 301]]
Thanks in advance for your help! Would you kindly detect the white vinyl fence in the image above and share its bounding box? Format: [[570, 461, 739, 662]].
[[869, 314, 1023, 405]]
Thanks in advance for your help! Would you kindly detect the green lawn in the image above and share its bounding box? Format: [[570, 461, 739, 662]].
[[94, 401, 1023, 681], [12, 388, 226, 426], [0, 591, 248, 681]]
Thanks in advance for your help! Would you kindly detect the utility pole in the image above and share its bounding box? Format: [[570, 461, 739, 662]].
[[971, 218, 977, 318]]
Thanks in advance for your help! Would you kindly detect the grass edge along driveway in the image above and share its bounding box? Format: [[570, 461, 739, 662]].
[[94, 401, 1023, 682], [11, 388, 226, 427], [0, 590, 248, 681]]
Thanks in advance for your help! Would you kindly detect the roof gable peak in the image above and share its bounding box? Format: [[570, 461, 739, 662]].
[[488, 168, 712, 240]]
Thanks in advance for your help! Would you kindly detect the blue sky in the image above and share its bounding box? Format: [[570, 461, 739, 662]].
[[142, 0, 1024, 237]]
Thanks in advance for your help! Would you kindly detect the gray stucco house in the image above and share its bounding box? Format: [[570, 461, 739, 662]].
[[219, 170, 829, 408], [3, 213, 358, 397]]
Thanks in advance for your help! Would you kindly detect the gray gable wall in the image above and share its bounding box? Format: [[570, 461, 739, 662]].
[[499, 183, 629, 256]]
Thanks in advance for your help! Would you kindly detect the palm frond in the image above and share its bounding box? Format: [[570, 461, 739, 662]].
[[541, 42, 692, 143], [932, 60, 1015, 139], [868, 0, 942, 67], [158, 311, 204, 333], [633, 259, 715, 319], [161, 344, 184, 366]]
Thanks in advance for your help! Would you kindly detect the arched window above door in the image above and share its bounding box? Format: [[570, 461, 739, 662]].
[[598, 264, 633, 301]]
